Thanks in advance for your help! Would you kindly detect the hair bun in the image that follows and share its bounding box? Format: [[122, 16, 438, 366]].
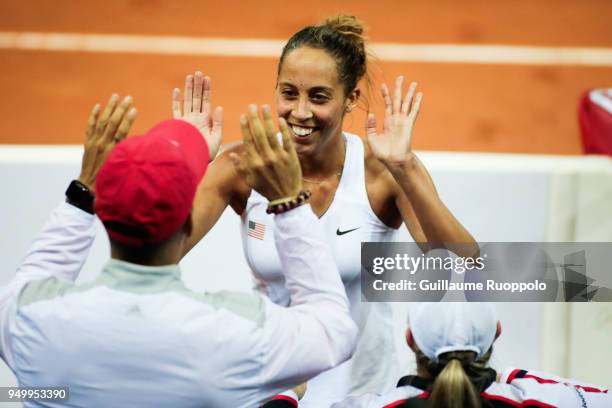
[[279, 14, 369, 96], [324, 14, 364, 39]]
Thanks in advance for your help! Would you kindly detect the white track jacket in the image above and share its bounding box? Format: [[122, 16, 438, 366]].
[[0, 202, 357, 407]]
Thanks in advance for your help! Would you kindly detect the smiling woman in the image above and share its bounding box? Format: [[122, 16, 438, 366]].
[[275, 15, 366, 165], [182, 14, 477, 407], [276, 46, 352, 163]]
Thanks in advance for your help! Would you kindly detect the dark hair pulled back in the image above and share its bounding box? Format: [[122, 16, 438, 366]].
[[278, 14, 368, 96]]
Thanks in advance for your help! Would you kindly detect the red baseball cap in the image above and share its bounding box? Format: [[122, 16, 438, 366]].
[[95, 119, 210, 245]]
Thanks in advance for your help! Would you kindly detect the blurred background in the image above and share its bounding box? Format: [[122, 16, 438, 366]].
[[1, 0, 611, 397], [0, 0, 611, 152]]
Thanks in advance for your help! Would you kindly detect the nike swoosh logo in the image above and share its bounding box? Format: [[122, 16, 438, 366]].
[[336, 227, 360, 236]]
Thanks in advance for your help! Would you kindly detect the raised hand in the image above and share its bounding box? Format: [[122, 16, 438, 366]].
[[79, 94, 137, 193], [172, 71, 223, 160], [229, 105, 302, 201], [366, 76, 423, 166]]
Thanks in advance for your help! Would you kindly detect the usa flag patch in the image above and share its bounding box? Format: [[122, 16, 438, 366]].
[[248, 220, 266, 240]]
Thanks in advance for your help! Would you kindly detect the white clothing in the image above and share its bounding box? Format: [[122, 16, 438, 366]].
[[0, 203, 357, 407], [241, 133, 399, 407], [334, 367, 611, 408]]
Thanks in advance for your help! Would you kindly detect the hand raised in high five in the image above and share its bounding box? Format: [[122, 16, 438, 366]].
[[229, 105, 302, 201], [79, 94, 137, 193], [172, 71, 223, 160], [366, 76, 423, 166]]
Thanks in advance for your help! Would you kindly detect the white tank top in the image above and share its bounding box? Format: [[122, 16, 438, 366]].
[[240, 133, 400, 407]]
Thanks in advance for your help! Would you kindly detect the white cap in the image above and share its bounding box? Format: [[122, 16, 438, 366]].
[[409, 303, 497, 362]]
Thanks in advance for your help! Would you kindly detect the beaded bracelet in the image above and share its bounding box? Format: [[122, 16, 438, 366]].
[[266, 190, 312, 214]]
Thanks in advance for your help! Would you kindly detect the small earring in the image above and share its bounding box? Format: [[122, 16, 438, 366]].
[[346, 105, 354, 112]]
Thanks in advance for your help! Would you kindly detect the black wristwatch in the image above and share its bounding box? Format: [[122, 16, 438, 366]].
[[65, 180, 94, 214]]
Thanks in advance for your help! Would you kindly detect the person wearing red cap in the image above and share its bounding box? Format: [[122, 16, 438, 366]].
[[263, 303, 611, 407], [0, 72, 357, 407]]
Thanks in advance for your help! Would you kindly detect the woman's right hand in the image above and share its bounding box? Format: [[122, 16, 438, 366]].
[[229, 105, 302, 201], [172, 71, 223, 160]]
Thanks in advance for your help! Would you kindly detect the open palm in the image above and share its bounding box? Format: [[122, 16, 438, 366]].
[[172, 71, 223, 160], [366, 76, 423, 165]]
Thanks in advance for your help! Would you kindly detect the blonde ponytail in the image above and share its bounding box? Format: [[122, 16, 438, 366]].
[[430, 358, 480, 408], [414, 347, 493, 408]]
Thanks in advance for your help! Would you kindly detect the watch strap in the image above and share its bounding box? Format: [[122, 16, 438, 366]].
[[65, 179, 94, 214]]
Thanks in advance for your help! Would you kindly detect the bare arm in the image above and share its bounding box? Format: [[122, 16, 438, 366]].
[[392, 154, 477, 254], [182, 148, 250, 255], [170, 71, 250, 257], [367, 77, 477, 256]]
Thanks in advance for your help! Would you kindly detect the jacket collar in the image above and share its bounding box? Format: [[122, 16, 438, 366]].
[[96, 259, 185, 293], [396, 367, 497, 392]]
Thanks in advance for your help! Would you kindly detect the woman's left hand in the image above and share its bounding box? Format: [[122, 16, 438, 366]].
[[366, 76, 423, 166]]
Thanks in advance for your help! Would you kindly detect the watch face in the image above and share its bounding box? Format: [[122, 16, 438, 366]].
[[74, 180, 90, 192], [74, 183, 87, 193], [67, 180, 89, 196]]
